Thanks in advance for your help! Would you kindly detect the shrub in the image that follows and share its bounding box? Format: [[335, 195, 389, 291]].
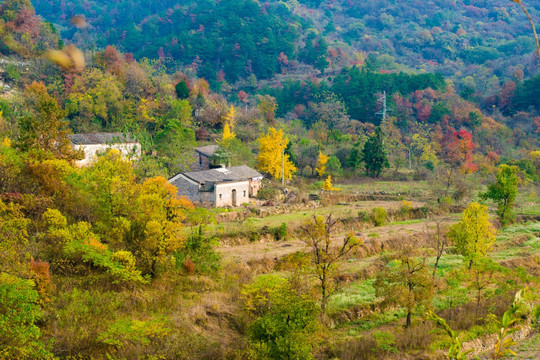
[[241, 275, 319, 360], [257, 187, 279, 201], [98, 317, 173, 357], [249, 230, 261, 242], [0, 273, 54, 359], [183, 258, 195, 274], [275, 251, 311, 271], [372, 330, 397, 354], [29, 259, 54, 305], [370, 207, 387, 226], [6, 64, 21, 82], [175, 225, 221, 274], [358, 210, 369, 222], [399, 200, 413, 216], [271, 223, 288, 241]]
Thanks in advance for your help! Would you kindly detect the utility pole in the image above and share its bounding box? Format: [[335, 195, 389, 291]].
[[381, 90, 387, 124], [282, 147, 285, 185], [375, 90, 387, 145]]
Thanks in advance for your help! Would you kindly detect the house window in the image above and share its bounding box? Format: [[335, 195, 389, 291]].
[[243, 190, 246, 197], [219, 194, 222, 200]]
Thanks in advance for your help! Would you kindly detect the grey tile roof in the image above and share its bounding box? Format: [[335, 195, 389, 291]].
[[195, 145, 219, 157], [68, 133, 138, 145], [175, 165, 263, 184]]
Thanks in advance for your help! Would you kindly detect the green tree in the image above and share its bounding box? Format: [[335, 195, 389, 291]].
[[17, 82, 79, 160], [447, 202, 496, 269], [241, 275, 319, 360], [0, 273, 54, 359], [480, 164, 520, 227], [362, 126, 389, 177], [155, 119, 196, 176], [374, 248, 434, 328], [0, 200, 30, 277], [347, 144, 362, 170], [175, 80, 189, 99], [300, 32, 329, 73]]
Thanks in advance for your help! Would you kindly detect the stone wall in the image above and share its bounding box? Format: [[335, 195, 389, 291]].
[[199, 190, 215, 206], [190, 153, 211, 171], [215, 181, 250, 207], [172, 175, 201, 204], [73, 143, 141, 167]]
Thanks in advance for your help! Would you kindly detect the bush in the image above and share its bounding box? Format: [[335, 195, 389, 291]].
[[249, 230, 261, 242], [257, 187, 279, 201], [271, 223, 288, 241], [372, 330, 397, 354], [98, 317, 173, 357], [398, 200, 413, 216], [275, 251, 311, 271], [370, 207, 387, 226], [310, 181, 324, 190], [358, 210, 369, 222], [0, 273, 54, 359], [175, 225, 221, 274], [6, 64, 21, 82], [241, 275, 319, 360]]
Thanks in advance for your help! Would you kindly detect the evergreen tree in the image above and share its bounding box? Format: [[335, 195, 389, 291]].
[[362, 127, 389, 177], [175, 80, 189, 99]]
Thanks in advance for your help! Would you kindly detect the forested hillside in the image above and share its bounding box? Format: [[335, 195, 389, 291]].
[[0, 0, 539, 359], [31, 0, 540, 83]]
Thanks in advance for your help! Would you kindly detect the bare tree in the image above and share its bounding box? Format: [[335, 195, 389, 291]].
[[426, 217, 451, 278]]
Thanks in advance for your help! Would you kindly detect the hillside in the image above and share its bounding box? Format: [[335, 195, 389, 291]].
[[0, 1, 540, 359], [31, 0, 540, 84]]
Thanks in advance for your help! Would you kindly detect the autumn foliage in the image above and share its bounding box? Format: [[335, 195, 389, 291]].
[[257, 127, 296, 180]]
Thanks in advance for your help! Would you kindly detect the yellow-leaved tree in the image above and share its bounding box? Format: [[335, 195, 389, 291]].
[[216, 105, 237, 166], [221, 123, 236, 146], [219, 105, 236, 146], [316, 151, 329, 177], [322, 175, 340, 191], [447, 202, 496, 269], [221, 105, 237, 142], [257, 127, 296, 180], [223, 104, 236, 127]]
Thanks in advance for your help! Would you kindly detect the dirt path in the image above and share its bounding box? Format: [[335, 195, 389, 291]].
[[217, 216, 454, 263]]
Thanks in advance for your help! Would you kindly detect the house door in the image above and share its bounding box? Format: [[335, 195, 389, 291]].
[[232, 189, 237, 207]]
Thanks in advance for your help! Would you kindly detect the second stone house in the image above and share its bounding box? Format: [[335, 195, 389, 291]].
[[168, 165, 263, 207]]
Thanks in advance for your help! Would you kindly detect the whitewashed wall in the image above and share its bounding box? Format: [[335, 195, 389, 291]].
[[215, 181, 250, 207], [73, 143, 141, 167]]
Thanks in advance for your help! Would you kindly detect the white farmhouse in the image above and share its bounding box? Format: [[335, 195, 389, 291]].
[[168, 165, 263, 207], [68, 133, 141, 167]]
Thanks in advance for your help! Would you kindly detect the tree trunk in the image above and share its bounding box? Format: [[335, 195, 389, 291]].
[[433, 255, 441, 278], [406, 310, 411, 328]]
